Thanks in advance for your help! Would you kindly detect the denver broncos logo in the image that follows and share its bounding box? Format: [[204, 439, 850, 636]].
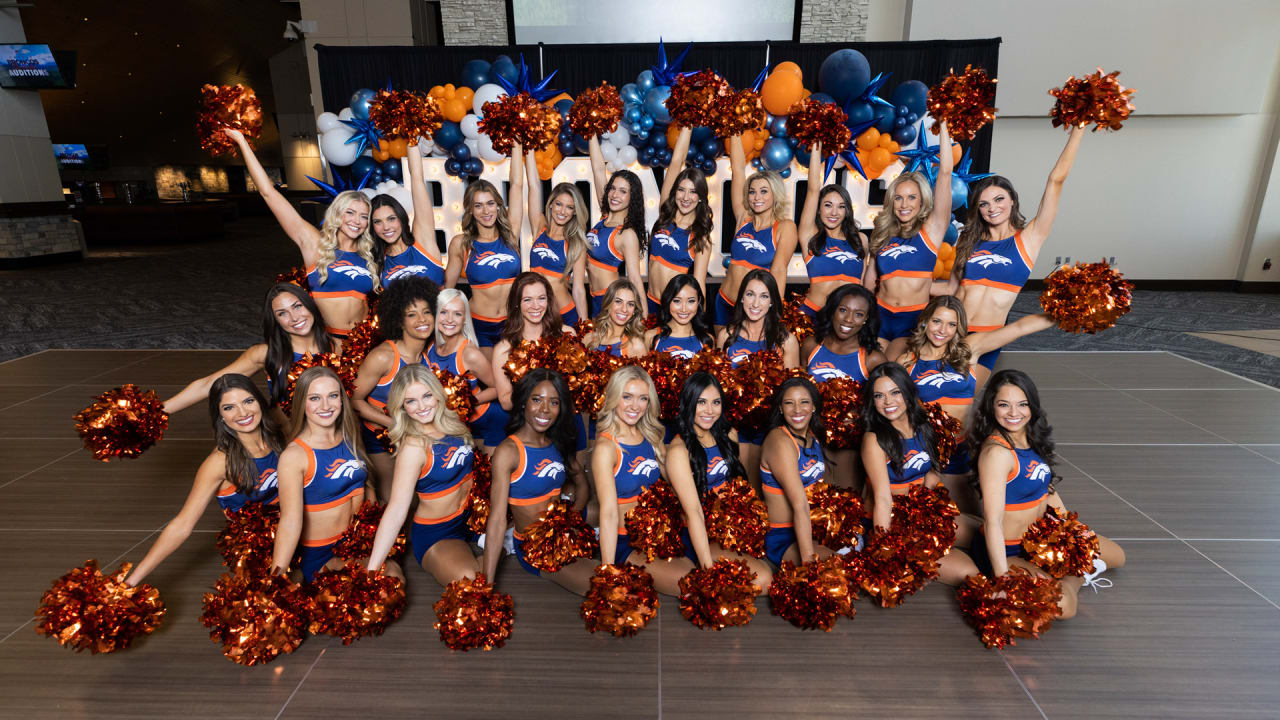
[[386, 264, 429, 281], [443, 445, 473, 469], [903, 450, 931, 472], [655, 233, 679, 251], [474, 251, 514, 268], [969, 250, 1013, 268], [629, 457, 660, 478], [728, 349, 752, 365], [800, 460, 825, 480], [810, 362, 849, 380], [916, 370, 965, 388], [325, 458, 365, 480], [257, 468, 279, 492], [1026, 461, 1051, 483], [879, 243, 917, 259], [586, 231, 600, 248], [708, 458, 728, 478], [825, 249, 860, 264], [665, 347, 695, 360], [534, 458, 565, 480], [331, 262, 372, 279], [532, 246, 561, 261], [735, 235, 767, 254]]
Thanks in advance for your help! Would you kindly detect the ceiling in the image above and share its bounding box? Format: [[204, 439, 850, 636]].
[[20, 0, 301, 166]]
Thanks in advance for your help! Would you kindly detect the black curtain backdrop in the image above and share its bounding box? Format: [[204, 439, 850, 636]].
[[316, 38, 1001, 171]]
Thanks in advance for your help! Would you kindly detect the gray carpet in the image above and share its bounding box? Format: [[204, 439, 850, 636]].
[[4, 216, 1279, 387]]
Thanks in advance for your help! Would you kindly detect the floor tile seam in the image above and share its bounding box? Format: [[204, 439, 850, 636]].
[[1165, 351, 1280, 395], [0, 449, 81, 492], [0, 349, 49, 366], [996, 649, 1049, 719], [1107, 385, 1237, 445], [80, 351, 169, 383], [1060, 456, 1280, 613], [274, 642, 331, 720], [0, 386, 72, 414]]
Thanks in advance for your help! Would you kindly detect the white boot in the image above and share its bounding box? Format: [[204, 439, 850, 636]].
[[1081, 557, 1113, 592]]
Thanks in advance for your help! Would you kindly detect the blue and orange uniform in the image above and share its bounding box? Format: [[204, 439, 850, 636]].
[[307, 250, 376, 338], [508, 437, 570, 575], [963, 231, 1035, 370], [806, 345, 870, 384], [463, 238, 521, 347], [601, 432, 663, 565], [267, 350, 307, 403], [718, 221, 779, 325], [648, 225, 696, 314], [907, 356, 975, 474], [969, 435, 1054, 576], [884, 433, 934, 488], [725, 334, 770, 443], [529, 228, 580, 325], [875, 230, 939, 341], [678, 442, 735, 561], [381, 243, 445, 287], [585, 219, 623, 316], [217, 452, 281, 514], [760, 432, 826, 565], [652, 333, 705, 360], [293, 438, 367, 581], [409, 435, 476, 566], [360, 340, 426, 456], [426, 338, 509, 448], [802, 236, 864, 316]]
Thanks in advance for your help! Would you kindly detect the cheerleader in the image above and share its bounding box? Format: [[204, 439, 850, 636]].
[[716, 268, 800, 486], [868, 122, 954, 361], [427, 289, 505, 454], [717, 134, 798, 329], [644, 273, 714, 359], [951, 126, 1085, 383], [489, 273, 574, 411], [372, 140, 445, 286], [587, 136, 648, 317], [800, 283, 886, 488], [581, 278, 648, 358], [647, 126, 714, 315], [272, 367, 395, 582], [798, 143, 873, 316], [966, 369, 1125, 617], [593, 366, 697, 596], [126, 375, 283, 585], [666, 372, 773, 586], [444, 144, 525, 350], [351, 276, 437, 496], [163, 283, 338, 416], [365, 365, 479, 586], [523, 151, 589, 325], [484, 369, 594, 593], [224, 128, 378, 338], [860, 362, 978, 585], [759, 377, 836, 566]]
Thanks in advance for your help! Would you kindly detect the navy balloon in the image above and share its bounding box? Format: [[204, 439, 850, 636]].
[[451, 143, 472, 161], [845, 101, 874, 126], [659, 149, 673, 166], [769, 115, 788, 137], [349, 88, 377, 120], [906, 112, 919, 124], [644, 86, 672, 125], [780, 168, 791, 179], [640, 114, 655, 131], [893, 116, 907, 129], [809, 92, 836, 106], [690, 126, 714, 143], [620, 83, 642, 105], [636, 70, 655, 92], [701, 159, 716, 174], [788, 136, 801, 149], [760, 137, 794, 171], [890, 80, 929, 117], [818, 49, 871, 104], [891, 124, 918, 146], [444, 158, 461, 176], [370, 167, 385, 185], [795, 148, 809, 168], [950, 175, 969, 212], [558, 138, 575, 155], [700, 137, 722, 158], [381, 158, 403, 183], [873, 103, 896, 133], [489, 55, 517, 85], [632, 127, 649, 143], [435, 121, 463, 150], [751, 158, 764, 171], [572, 133, 590, 154], [461, 59, 491, 90], [649, 132, 668, 151], [626, 106, 643, 123], [554, 99, 574, 118], [350, 155, 378, 180], [465, 157, 484, 177]]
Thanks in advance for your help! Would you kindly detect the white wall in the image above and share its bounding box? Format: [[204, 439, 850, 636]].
[[904, 0, 1280, 282], [0, 9, 64, 204]]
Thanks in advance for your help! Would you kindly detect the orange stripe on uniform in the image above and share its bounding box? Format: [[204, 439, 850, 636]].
[[876, 299, 927, 313], [305, 486, 364, 512], [417, 475, 472, 501], [302, 531, 345, 547], [415, 504, 466, 524], [509, 488, 560, 507], [1005, 496, 1047, 512]]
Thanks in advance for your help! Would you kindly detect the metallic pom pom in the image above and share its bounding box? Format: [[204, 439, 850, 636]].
[[703, 476, 769, 558], [307, 562, 407, 645], [927, 65, 998, 141], [368, 89, 443, 141], [678, 559, 761, 630], [921, 400, 963, 468], [666, 69, 732, 129], [216, 503, 280, 575], [73, 384, 169, 461], [479, 92, 563, 154], [569, 83, 623, 138], [278, 353, 358, 417], [891, 484, 959, 563], [956, 569, 1063, 649], [1049, 68, 1135, 132], [857, 527, 940, 608], [711, 89, 766, 138], [816, 377, 864, 450], [338, 312, 383, 367], [274, 266, 309, 289], [1039, 260, 1133, 334], [333, 501, 407, 561], [781, 293, 815, 345], [465, 451, 496, 534], [433, 573, 514, 652], [197, 83, 262, 157], [768, 556, 856, 631], [786, 98, 852, 155], [806, 481, 866, 549], [519, 501, 599, 573], [35, 560, 166, 654], [1021, 506, 1101, 579], [200, 570, 314, 665], [625, 480, 687, 561], [432, 366, 477, 424], [580, 563, 660, 637]]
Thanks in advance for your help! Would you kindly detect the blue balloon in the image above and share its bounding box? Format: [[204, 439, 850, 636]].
[[554, 99, 574, 118], [444, 158, 461, 175], [349, 88, 377, 120], [906, 112, 919, 124], [809, 92, 836, 105], [381, 158, 403, 183], [434, 121, 463, 150], [465, 157, 484, 177], [350, 155, 378, 179], [689, 150, 704, 164], [631, 128, 649, 143], [893, 116, 907, 129], [659, 148, 673, 165], [450, 143, 471, 161], [873, 103, 896, 133], [572, 133, 590, 154], [559, 138, 575, 155], [636, 69, 655, 92], [769, 115, 788, 137], [845, 101, 874, 126], [896, 105, 909, 117], [760, 137, 794, 171], [891, 124, 918, 146], [943, 221, 960, 246], [700, 137, 722, 158], [648, 132, 668, 151], [690, 126, 714, 143], [818, 49, 871, 105], [780, 168, 791, 179], [620, 83, 642, 105], [461, 59, 491, 91], [700, 159, 716, 174], [795, 148, 809, 168], [489, 55, 517, 85], [371, 167, 385, 185], [640, 114, 655, 131], [626, 106, 643, 123], [751, 158, 764, 171], [890, 80, 929, 117], [950, 175, 969, 212], [643, 86, 672, 125]]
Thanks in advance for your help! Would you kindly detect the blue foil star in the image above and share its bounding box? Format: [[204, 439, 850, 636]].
[[493, 54, 564, 102], [949, 147, 995, 207], [832, 117, 878, 181], [854, 71, 894, 111], [339, 115, 382, 157], [750, 62, 770, 92], [650, 38, 693, 87], [306, 167, 375, 203], [895, 119, 940, 182]]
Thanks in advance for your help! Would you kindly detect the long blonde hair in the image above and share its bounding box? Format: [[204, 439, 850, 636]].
[[545, 183, 588, 287], [434, 288, 480, 348], [595, 365, 665, 463], [586, 279, 646, 350], [870, 172, 933, 255], [386, 364, 472, 450], [317, 190, 381, 290], [742, 171, 789, 223], [904, 295, 971, 376], [286, 366, 369, 468], [459, 180, 516, 257]]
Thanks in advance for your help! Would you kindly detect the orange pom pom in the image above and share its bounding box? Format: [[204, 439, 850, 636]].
[[519, 501, 598, 572], [308, 563, 406, 644], [580, 563, 660, 637], [368, 89, 443, 142], [275, 266, 309, 289], [786, 98, 851, 154], [667, 70, 732, 129], [624, 480, 687, 561], [569, 83, 623, 137], [338, 312, 383, 367], [200, 570, 314, 665], [781, 292, 815, 345], [198, 84, 262, 157], [465, 451, 496, 534], [35, 560, 166, 654], [702, 476, 769, 558], [1050, 68, 1135, 132], [816, 377, 864, 450], [278, 353, 358, 416], [806, 481, 866, 549], [927, 65, 998, 141], [921, 400, 963, 468], [1021, 506, 1101, 578], [333, 501, 407, 562], [433, 573, 514, 651], [956, 569, 1063, 648], [767, 556, 856, 631], [891, 484, 959, 562], [479, 92, 562, 154], [216, 504, 280, 574], [678, 559, 761, 630], [73, 385, 169, 461], [432, 366, 477, 423], [713, 89, 766, 138], [1039, 260, 1133, 334], [857, 527, 940, 607]]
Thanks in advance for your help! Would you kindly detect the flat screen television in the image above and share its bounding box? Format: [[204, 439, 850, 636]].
[[0, 44, 71, 89], [53, 144, 90, 168]]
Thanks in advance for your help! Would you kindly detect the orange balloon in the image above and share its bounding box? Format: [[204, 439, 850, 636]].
[[535, 145, 562, 181], [885, 140, 900, 153], [869, 147, 892, 168], [856, 128, 880, 151], [667, 124, 680, 148], [456, 86, 474, 106], [442, 83, 457, 99], [951, 142, 962, 164], [878, 133, 896, 149], [801, 88, 812, 100], [761, 72, 804, 116], [443, 98, 469, 123], [428, 85, 445, 99], [774, 61, 803, 79], [372, 139, 391, 163], [387, 138, 409, 159]]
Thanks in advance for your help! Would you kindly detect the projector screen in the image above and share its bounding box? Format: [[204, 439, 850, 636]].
[[511, 0, 797, 44]]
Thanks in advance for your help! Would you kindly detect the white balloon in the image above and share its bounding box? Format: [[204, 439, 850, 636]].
[[477, 133, 504, 162], [319, 128, 359, 166], [464, 137, 480, 156], [471, 83, 507, 118], [600, 142, 618, 163], [605, 125, 630, 148], [460, 114, 482, 139], [316, 112, 342, 133], [616, 145, 638, 166], [361, 188, 377, 200], [415, 138, 435, 155], [338, 107, 354, 121], [431, 143, 449, 157]]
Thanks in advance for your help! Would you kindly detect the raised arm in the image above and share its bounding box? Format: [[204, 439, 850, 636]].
[[226, 129, 319, 257], [659, 126, 693, 204], [271, 445, 307, 574], [966, 313, 1055, 357], [729, 134, 747, 225], [861, 431, 894, 529], [923, 122, 955, 245], [592, 439, 621, 565], [125, 451, 225, 585], [764, 433, 816, 560], [768, 219, 798, 297], [797, 144, 824, 248], [589, 135, 609, 205], [366, 443, 422, 571], [571, 251, 589, 321], [666, 441, 714, 568], [163, 344, 267, 414], [1023, 125, 1085, 255], [508, 143, 526, 238], [482, 440, 516, 580], [524, 150, 546, 235], [406, 141, 440, 262]]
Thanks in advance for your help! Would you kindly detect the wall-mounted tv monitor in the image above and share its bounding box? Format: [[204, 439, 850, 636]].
[[0, 44, 70, 89], [53, 144, 89, 168]]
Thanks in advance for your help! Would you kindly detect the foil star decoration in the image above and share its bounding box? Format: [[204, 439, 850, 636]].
[[650, 37, 693, 87], [834, 117, 878, 181], [852, 71, 894, 112], [493, 54, 564, 102], [306, 166, 375, 203], [339, 114, 383, 158], [895, 119, 941, 182], [750, 62, 770, 93], [950, 147, 995, 207]]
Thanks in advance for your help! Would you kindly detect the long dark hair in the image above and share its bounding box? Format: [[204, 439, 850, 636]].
[[723, 268, 787, 352], [376, 275, 439, 342], [461, 179, 517, 254], [652, 273, 713, 349], [813, 283, 879, 350], [602, 169, 649, 253], [262, 283, 334, 407], [652, 167, 713, 254], [505, 368, 578, 463], [501, 272, 564, 348], [675, 372, 745, 499], [968, 369, 1059, 491], [768, 375, 828, 442], [807, 184, 864, 258], [861, 362, 939, 476], [209, 373, 284, 495], [954, 176, 1027, 276], [370, 193, 416, 267]]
